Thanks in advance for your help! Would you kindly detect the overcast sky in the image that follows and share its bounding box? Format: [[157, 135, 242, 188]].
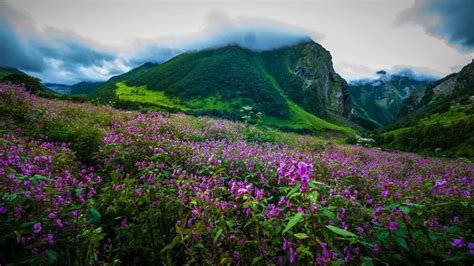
[[1, 0, 473, 84]]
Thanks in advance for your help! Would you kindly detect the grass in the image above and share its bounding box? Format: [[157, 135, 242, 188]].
[[114, 81, 355, 137], [115, 82, 185, 110], [256, 55, 355, 135], [420, 104, 472, 126]]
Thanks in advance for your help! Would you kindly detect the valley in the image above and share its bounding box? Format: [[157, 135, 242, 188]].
[[0, 1, 473, 263]]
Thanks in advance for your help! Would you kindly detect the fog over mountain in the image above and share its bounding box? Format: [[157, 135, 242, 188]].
[[1, 0, 473, 84]]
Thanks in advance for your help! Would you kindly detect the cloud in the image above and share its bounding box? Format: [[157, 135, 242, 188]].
[[385, 66, 442, 81], [348, 65, 442, 84], [0, 4, 318, 84], [124, 11, 318, 66], [396, 0, 474, 52], [0, 2, 126, 84]]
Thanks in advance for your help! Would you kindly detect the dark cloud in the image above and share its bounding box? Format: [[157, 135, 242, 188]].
[[387, 66, 441, 81], [0, 4, 317, 83], [0, 2, 124, 84], [397, 0, 474, 52], [125, 12, 316, 67]]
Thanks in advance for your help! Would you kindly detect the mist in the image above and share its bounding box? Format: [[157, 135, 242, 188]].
[[397, 0, 474, 52], [0, 3, 316, 84]]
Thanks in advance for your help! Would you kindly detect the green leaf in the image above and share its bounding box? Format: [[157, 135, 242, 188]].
[[308, 191, 318, 203], [399, 206, 410, 214], [361, 257, 374, 266], [294, 233, 309, 239], [74, 188, 83, 196], [20, 221, 36, 229], [395, 237, 408, 251], [447, 225, 461, 234], [160, 236, 180, 253], [252, 257, 261, 265], [47, 250, 58, 264], [87, 208, 101, 224], [226, 220, 235, 230], [326, 225, 356, 238], [283, 213, 303, 234], [14, 231, 21, 243], [214, 229, 223, 241], [443, 256, 466, 262], [2, 193, 17, 201], [406, 202, 424, 208]]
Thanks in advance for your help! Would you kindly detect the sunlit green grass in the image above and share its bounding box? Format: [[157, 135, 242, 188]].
[[115, 82, 185, 110], [114, 81, 355, 136]]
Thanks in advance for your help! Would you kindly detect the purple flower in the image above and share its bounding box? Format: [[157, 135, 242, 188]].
[[372, 244, 379, 253], [56, 219, 64, 228], [233, 250, 240, 261], [0, 206, 7, 214], [289, 246, 296, 264], [452, 238, 465, 248], [47, 233, 54, 244], [121, 218, 129, 228], [389, 221, 398, 231], [282, 237, 289, 251], [468, 243, 474, 255], [192, 208, 200, 218], [278, 196, 286, 206], [33, 222, 42, 234]]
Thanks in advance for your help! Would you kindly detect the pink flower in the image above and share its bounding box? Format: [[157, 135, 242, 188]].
[[452, 238, 465, 248], [33, 222, 42, 234], [121, 218, 129, 228], [47, 234, 54, 244]]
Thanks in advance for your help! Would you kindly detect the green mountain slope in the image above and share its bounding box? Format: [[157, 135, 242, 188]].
[[70, 81, 103, 95], [88, 41, 356, 135], [0, 66, 24, 79], [44, 81, 103, 95], [374, 60, 474, 158], [0, 67, 51, 94], [349, 71, 432, 130]]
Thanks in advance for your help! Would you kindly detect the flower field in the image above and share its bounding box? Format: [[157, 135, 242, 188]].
[[1, 83, 473, 264]]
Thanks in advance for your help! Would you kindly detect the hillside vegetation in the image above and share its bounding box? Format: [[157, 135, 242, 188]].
[[87, 42, 355, 135], [349, 73, 432, 130], [374, 61, 474, 158], [1, 83, 473, 264]]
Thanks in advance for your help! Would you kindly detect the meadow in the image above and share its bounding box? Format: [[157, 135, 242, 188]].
[[0, 83, 473, 264]]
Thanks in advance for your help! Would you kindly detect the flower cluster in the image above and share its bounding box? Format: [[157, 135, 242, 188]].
[[1, 83, 473, 264]]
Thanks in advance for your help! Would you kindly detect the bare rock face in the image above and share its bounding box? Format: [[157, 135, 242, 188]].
[[265, 41, 352, 119], [399, 60, 474, 118]]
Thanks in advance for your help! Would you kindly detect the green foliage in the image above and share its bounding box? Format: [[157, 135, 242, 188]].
[[0, 66, 23, 79], [48, 126, 103, 164], [86, 43, 355, 136], [375, 61, 474, 158], [70, 81, 103, 95], [1, 85, 473, 264], [260, 41, 348, 118], [375, 116, 474, 159], [349, 75, 431, 130], [1, 73, 47, 94]]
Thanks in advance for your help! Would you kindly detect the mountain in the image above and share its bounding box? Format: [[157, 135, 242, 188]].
[[0, 67, 51, 94], [88, 41, 355, 135], [375, 60, 474, 158], [44, 83, 72, 94], [0, 66, 24, 79], [44, 81, 103, 95], [349, 71, 433, 130], [70, 81, 103, 95]]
